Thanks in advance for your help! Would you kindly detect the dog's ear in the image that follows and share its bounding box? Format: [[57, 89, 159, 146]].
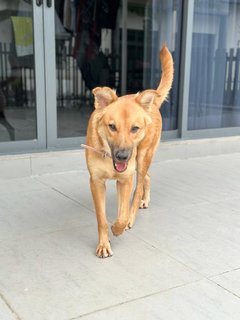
[[92, 87, 118, 109], [136, 90, 160, 112]]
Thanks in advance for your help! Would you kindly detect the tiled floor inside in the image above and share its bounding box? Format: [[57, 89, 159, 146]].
[[0, 152, 240, 319]]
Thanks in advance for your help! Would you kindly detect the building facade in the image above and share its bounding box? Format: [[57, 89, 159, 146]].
[[0, 0, 240, 154]]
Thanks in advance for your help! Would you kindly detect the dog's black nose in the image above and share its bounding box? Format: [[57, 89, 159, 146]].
[[114, 149, 130, 162]]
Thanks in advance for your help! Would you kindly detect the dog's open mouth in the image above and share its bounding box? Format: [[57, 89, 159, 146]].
[[113, 161, 128, 173]]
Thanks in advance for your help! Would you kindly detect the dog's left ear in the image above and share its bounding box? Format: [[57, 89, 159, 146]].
[[136, 90, 160, 112], [92, 87, 118, 109]]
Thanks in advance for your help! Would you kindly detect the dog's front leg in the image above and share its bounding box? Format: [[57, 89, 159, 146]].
[[111, 175, 133, 236], [90, 177, 113, 258]]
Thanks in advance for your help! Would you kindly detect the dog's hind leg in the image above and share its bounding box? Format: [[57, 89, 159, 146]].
[[111, 175, 133, 236], [127, 146, 157, 229], [127, 173, 145, 229], [127, 153, 152, 228], [140, 172, 150, 209], [90, 177, 113, 258]]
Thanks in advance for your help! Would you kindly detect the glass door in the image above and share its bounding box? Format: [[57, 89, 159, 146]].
[[126, 0, 182, 133], [50, 0, 182, 146], [0, 0, 46, 153], [0, 0, 183, 153], [188, 0, 240, 130], [52, 0, 122, 143]]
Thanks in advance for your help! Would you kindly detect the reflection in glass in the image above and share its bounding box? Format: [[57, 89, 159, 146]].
[[188, 0, 240, 130], [0, 0, 37, 142], [55, 0, 182, 137], [127, 0, 182, 130], [55, 0, 121, 138]]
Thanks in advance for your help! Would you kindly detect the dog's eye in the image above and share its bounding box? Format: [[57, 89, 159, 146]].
[[108, 124, 117, 132], [131, 126, 140, 133]]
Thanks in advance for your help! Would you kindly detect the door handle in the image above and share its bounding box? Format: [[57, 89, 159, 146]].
[[46, 0, 52, 8], [36, 0, 43, 6]]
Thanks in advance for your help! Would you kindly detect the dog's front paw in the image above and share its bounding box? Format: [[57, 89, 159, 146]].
[[96, 241, 113, 258], [111, 221, 126, 236], [139, 198, 150, 209]]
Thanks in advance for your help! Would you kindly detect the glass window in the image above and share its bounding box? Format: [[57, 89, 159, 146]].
[[55, 0, 122, 138], [0, 0, 37, 142], [127, 0, 182, 131], [188, 0, 240, 130], [54, 0, 182, 138]]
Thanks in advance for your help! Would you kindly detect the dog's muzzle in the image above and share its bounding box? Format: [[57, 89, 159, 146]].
[[112, 148, 132, 173]]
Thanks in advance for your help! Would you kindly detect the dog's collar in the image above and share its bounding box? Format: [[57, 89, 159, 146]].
[[81, 144, 112, 159]]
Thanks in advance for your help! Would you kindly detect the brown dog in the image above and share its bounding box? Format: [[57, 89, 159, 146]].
[[84, 46, 174, 258]]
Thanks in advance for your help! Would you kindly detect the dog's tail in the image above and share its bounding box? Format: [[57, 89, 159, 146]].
[[156, 46, 174, 108]]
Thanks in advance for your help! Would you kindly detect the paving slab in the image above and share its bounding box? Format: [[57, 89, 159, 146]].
[[77, 279, 240, 320], [130, 198, 240, 276], [0, 229, 200, 320], [211, 268, 240, 298], [36, 172, 119, 220], [0, 151, 240, 319], [0, 186, 94, 243], [0, 296, 18, 320]]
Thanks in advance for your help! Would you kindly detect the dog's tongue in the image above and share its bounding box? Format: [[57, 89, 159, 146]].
[[115, 161, 127, 172]]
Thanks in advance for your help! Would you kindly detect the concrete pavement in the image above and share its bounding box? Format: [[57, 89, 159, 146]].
[[0, 141, 240, 319]]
